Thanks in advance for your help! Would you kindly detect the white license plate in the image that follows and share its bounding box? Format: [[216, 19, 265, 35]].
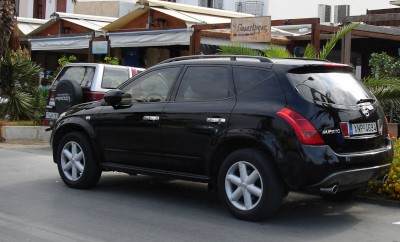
[[351, 122, 377, 135], [45, 112, 59, 119]]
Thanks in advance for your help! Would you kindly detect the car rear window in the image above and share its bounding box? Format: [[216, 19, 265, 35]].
[[55, 66, 95, 88], [288, 72, 375, 106], [101, 67, 131, 89]]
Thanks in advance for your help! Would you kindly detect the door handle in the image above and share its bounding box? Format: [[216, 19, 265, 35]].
[[206, 118, 226, 123], [143, 116, 160, 121]]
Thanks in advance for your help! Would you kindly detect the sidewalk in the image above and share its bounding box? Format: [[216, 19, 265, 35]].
[[0, 141, 50, 148]]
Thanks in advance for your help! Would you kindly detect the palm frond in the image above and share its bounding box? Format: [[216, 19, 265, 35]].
[[217, 44, 260, 56], [263, 44, 293, 58], [365, 84, 400, 107], [303, 43, 318, 58], [0, 92, 35, 121], [319, 22, 360, 60]]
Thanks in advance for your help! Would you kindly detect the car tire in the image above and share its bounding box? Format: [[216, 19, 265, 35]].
[[56, 132, 101, 189], [322, 188, 360, 202], [218, 148, 284, 221], [54, 79, 83, 114]]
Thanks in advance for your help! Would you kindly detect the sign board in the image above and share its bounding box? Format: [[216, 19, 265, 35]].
[[231, 17, 271, 43], [92, 41, 108, 54]]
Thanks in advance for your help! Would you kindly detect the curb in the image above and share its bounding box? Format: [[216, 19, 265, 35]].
[[0, 126, 51, 144]]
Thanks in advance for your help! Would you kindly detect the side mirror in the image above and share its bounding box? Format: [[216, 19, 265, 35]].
[[104, 90, 132, 108]]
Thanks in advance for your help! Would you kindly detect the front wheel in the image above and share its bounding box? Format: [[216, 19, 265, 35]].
[[218, 148, 284, 221], [56, 132, 102, 189]]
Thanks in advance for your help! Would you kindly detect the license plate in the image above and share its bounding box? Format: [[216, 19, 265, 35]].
[[45, 112, 59, 119], [351, 122, 377, 135]]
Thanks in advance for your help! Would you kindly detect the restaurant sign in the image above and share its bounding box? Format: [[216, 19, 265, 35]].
[[231, 17, 271, 43], [92, 41, 108, 54]]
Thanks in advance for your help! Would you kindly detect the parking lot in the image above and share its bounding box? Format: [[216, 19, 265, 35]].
[[0, 143, 399, 242]]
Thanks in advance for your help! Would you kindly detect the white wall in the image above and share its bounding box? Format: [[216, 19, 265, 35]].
[[66, 0, 75, 15], [119, 1, 138, 17], [179, 0, 199, 7], [18, 0, 34, 18], [46, 0, 56, 19]]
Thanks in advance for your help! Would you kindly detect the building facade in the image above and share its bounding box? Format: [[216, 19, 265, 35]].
[[16, 0, 138, 19], [178, 0, 397, 21], [17, 0, 75, 19]]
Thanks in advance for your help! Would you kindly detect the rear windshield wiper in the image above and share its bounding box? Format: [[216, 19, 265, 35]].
[[356, 98, 375, 104]]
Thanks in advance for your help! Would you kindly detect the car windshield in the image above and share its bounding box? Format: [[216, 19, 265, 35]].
[[288, 72, 375, 106]]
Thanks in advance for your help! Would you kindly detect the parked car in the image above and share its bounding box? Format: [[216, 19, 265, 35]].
[[50, 55, 393, 221], [42, 63, 144, 126]]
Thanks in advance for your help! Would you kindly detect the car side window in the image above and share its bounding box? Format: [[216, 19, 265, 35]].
[[175, 66, 231, 102], [102, 67, 130, 89], [122, 67, 180, 103], [233, 67, 275, 94]]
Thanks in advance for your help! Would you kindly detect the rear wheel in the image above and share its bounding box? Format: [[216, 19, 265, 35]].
[[56, 132, 101, 189], [218, 148, 284, 221]]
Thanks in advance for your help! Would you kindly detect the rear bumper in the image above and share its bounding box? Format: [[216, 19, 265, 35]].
[[306, 163, 391, 192], [279, 137, 393, 189]]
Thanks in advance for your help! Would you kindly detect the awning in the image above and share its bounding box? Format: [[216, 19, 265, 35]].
[[30, 35, 91, 51], [108, 29, 192, 48], [151, 7, 231, 27]]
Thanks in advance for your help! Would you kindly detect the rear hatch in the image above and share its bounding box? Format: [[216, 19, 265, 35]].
[[287, 64, 388, 154]]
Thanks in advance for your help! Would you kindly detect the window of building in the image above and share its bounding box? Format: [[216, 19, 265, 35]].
[[198, 0, 223, 9], [57, 0, 67, 12], [33, 0, 45, 19]]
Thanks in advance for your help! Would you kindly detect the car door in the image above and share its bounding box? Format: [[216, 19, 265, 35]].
[[161, 65, 236, 175], [92, 67, 181, 169]]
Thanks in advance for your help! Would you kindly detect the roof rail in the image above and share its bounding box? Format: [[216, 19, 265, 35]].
[[158, 55, 273, 64]]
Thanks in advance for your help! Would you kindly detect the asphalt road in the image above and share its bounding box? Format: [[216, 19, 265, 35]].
[[0, 143, 399, 242]]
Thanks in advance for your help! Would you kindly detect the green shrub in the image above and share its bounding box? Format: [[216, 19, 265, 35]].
[[32, 87, 49, 125], [365, 138, 400, 200], [0, 48, 41, 121]]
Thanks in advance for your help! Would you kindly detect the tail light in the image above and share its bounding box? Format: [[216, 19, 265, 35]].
[[385, 117, 392, 137], [277, 108, 324, 145]]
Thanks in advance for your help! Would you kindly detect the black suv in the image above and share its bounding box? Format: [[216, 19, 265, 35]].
[[51, 55, 393, 221]]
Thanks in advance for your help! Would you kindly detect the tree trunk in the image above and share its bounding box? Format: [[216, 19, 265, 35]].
[[0, 0, 16, 58]]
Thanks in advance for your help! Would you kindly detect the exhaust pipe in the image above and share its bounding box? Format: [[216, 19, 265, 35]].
[[320, 185, 339, 194]]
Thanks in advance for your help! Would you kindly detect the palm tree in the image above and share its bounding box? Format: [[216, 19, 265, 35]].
[[0, 0, 16, 58], [0, 49, 42, 121]]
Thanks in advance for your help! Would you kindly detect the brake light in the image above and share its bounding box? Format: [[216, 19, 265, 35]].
[[385, 117, 392, 137], [131, 68, 138, 76], [323, 63, 347, 67], [277, 108, 324, 145]]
